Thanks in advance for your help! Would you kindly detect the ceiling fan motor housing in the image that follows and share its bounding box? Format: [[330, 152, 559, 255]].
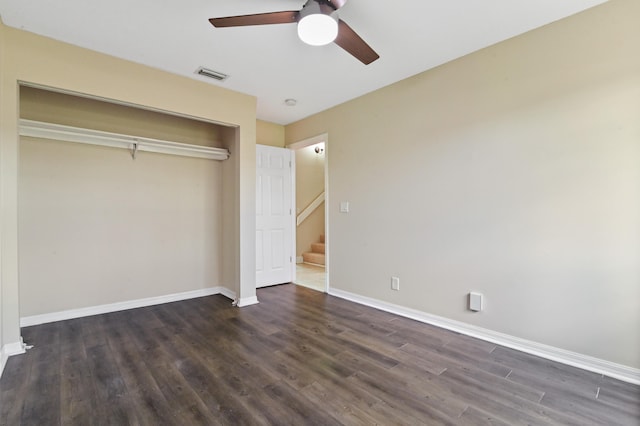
[[303, 0, 339, 14], [299, 0, 339, 22]]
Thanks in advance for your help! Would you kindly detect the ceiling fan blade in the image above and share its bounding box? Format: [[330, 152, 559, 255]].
[[209, 11, 299, 28], [334, 20, 379, 65], [326, 0, 348, 10]]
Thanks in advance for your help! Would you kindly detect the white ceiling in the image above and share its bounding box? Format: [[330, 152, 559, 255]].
[[0, 0, 606, 125]]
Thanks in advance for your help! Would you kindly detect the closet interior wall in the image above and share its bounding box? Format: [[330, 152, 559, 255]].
[[18, 86, 233, 318]]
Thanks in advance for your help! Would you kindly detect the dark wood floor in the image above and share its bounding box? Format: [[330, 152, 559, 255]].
[[1, 284, 638, 425]]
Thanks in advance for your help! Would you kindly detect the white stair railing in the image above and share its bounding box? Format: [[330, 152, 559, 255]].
[[296, 192, 325, 226]]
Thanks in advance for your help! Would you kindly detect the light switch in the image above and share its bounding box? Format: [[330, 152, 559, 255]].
[[340, 201, 350, 213]]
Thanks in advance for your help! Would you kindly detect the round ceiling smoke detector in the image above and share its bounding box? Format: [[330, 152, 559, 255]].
[[284, 99, 297, 107]]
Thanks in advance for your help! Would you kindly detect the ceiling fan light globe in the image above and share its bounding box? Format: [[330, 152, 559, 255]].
[[297, 14, 338, 46]]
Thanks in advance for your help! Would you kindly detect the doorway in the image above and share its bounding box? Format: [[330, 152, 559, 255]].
[[288, 134, 329, 293]]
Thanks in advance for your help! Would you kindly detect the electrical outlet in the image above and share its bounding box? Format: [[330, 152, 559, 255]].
[[391, 277, 400, 291]]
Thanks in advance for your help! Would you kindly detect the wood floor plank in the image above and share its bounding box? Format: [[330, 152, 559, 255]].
[[329, 332, 400, 370], [270, 324, 345, 359], [58, 318, 86, 364], [596, 375, 640, 419], [391, 345, 449, 375], [258, 303, 348, 340], [80, 315, 110, 350], [270, 348, 323, 390], [401, 341, 513, 378], [177, 360, 256, 425], [60, 358, 99, 426], [1, 284, 638, 426], [158, 345, 257, 425], [491, 346, 603, 394], [85, 343, 140, 425], [347, 369, 460, 425], [335, 350, 468, 422], [275, 336, 356, 384], [0, 353, 34, 424], [339, 328, 406, 358], [153, 323, 277, 425], [438, 366, 581, 425], [262, 380, 343, 425], [176, 321, 283, 390], [541, 388, 640, 425], [449, 364, 546, 403], [19, 331, 61, 426], [444, 333, 498, 356], [300, 381, 382, 426], [457, 406, 512, 426], [107, 329, 180, 426], [387, 312, 454, 337], [149, 359, 222, 426], [332, 313, 398, 340]]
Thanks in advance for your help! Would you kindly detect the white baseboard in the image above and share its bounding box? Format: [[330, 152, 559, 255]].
[[296, 256, 304, 264], [20, 286, 235, 327], [1, 339, 26, 378], [237, 296, 259, 307], [218, 287, 237, 302], [328, 288, 640, 385]]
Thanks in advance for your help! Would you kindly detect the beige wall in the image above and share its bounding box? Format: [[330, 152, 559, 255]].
[[18, 88, 230, 317], [256, 120, 285, 147], [286, 0, 640, 368], [19, 138, 223, 316], [20, 86, 228, 147], [295, 144, 325, 257], [0, 17, 6, 357], [1, 22, 257, 354]]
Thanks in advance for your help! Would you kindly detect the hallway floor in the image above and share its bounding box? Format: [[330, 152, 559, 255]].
[[294, 263, 326, 292]]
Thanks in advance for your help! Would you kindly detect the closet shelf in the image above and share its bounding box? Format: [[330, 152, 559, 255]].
[[19, 119, 230, 161]]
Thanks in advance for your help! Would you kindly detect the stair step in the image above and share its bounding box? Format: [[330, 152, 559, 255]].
[[302, 252, 325, 266], [311, 242, 325, 254], [319, 234, 325, 244]]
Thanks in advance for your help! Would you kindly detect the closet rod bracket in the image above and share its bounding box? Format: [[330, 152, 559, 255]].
[[131, 140, 139, 159]]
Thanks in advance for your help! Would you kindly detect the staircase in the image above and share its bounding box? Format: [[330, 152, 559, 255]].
[[302, 235, 325, 266]]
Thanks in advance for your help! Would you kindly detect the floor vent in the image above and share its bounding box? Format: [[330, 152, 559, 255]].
[[195, 67, 229, 82]]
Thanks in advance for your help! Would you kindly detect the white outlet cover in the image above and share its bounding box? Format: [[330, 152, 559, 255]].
[[391, 277, 400, 291], [469, 292, 483, 312]]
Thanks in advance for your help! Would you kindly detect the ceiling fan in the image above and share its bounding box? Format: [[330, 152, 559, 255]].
[[209, 0, 379, 65]]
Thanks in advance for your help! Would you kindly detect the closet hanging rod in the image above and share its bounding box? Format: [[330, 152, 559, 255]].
[[18, 119, 230, 161]]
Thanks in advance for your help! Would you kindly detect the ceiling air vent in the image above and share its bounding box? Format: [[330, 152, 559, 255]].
[[196, 67, 229, 82]]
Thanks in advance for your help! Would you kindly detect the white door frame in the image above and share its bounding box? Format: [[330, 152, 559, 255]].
[[287, 133, 329, 293]]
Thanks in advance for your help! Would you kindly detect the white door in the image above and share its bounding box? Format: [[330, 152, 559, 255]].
[[256, 145, 294, 288]]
